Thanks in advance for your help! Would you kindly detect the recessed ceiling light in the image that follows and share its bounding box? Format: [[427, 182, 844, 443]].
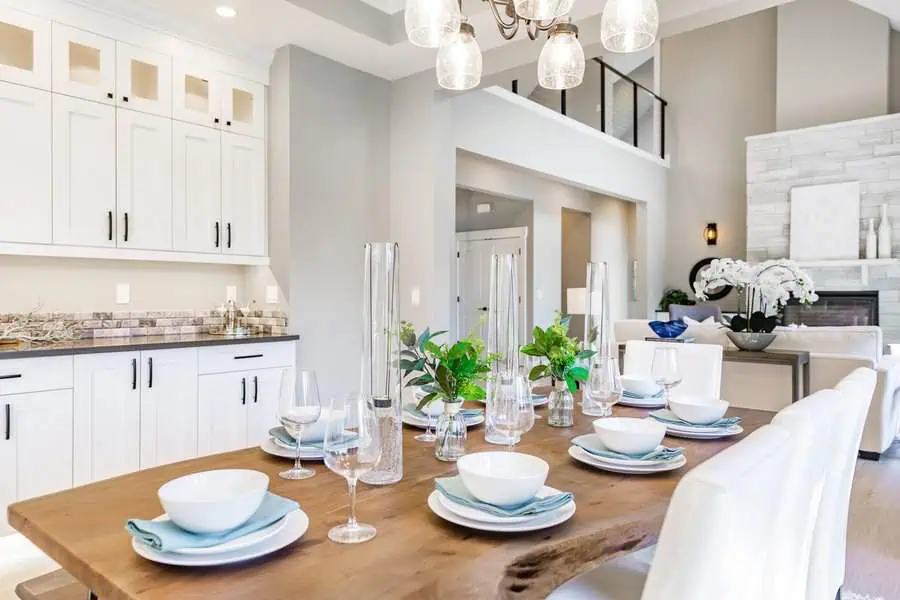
[[216, 6, 237, 18]]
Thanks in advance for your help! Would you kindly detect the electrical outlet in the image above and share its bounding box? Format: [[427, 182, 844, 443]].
[[226, 285, 237, 302], [265, 285, 279, 304], [116, 283, 130, 305]]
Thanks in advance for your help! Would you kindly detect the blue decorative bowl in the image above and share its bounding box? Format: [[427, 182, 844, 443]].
[[649, 320, 688, 339]]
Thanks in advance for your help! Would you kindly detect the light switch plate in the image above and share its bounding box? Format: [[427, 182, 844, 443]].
[[226, 285, 237, 302], [265, 285, 279, 304], [116, 283, 130, 305]]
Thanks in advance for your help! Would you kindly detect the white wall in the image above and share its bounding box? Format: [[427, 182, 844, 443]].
[[776, 0, 890, 131]]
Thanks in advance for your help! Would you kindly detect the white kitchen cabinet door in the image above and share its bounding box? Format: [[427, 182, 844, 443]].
[[173, 62, 222, 129], [52, 94, 116, 247], [173, 121, 222, 253], [73, 353, 141, 485], [222, 132, 265, 256], [0, 83, 51, 244], [222, 75, 265, 139], [117, 109, 173, 250], [51, 23, 115, 105], [116, 41, 171, 118], [0, 6, 50, 90], [198, 372, 248, 456], [140, 349, 198, 469], [246, 368, 288, 448], [0, 389, 73, 534]]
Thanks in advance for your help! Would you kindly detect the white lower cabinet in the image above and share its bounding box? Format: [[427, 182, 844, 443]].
[[139, 349, 199, 469]]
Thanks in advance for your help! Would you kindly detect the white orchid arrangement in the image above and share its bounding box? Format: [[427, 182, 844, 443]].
[[694, 258, 818, 333]]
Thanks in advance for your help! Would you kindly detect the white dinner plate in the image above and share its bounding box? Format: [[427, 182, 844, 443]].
[[569, 434, 676, 467], [402, 413, 485, 429], [428, 491, 575, 533], [531, 394, 549, 407], [132, 509, 309, 567], [148, 514, 289, 556], [437, 485, 568, 525], [618, 395, 667, 409], [260, 438, 324, 460], [663, 424, 744, 440], [568, 445, 687, 474]]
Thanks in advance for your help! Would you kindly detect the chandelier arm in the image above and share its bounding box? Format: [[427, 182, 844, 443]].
[[526, 19, 538, 40], [485, 0, 521, 38]]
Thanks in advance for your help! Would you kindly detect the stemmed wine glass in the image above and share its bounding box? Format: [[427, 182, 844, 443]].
[[519, 354, 542, 420], [323, 393, 381, 544], [277, 368, 321, 480], [414, 390, 437, 443], [586, 357, 622, 418], [490, 374, 534, 451], [651, 347, 682, 409]]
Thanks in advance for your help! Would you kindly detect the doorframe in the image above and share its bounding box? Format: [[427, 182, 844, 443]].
[[455, 227, 529, 343]]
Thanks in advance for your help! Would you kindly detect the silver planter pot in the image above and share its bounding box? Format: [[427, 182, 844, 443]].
[[726, 331, 777, 352]]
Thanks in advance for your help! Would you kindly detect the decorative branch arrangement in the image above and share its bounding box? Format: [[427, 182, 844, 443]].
[[0, 307, 82, 343]]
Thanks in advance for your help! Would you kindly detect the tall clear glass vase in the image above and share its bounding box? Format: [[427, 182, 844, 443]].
[[582, 262, 622, 417], [486, 253, 521, 445], [359, 242, 403, 486]]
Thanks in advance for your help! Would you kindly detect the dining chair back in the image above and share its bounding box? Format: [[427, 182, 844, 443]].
[[641, 425, 795, 600], [807, 367, 876, 600], [668, 304, 722, 323], [623, 340, 723, 400]]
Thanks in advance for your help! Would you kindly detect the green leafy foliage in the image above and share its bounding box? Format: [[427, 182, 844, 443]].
[[521, 312, 595, 391]]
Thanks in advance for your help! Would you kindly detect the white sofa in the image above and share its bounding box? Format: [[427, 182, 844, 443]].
[[614, 320, 900, 458]]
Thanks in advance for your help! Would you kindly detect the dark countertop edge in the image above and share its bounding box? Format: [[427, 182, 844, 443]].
[[0, 334, 300, 360]]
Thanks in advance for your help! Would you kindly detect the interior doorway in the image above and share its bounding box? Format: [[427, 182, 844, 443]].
[[561, 208, 592, 341]]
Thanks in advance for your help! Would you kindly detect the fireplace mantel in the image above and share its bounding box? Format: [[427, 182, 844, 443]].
[[796, 258, 899, 287]]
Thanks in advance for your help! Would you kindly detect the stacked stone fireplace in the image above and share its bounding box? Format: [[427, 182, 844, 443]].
[[746, 113, 900, 343]]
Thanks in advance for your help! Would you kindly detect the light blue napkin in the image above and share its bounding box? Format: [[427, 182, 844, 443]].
[[622, 389, 664, 400], [269, 426, 323, 449], [649, 409, 742, 429], [434, 476, 572, 518], [571, 435, 683, 462], [126, 493, 298, 553], [404, 404, 484, 420]]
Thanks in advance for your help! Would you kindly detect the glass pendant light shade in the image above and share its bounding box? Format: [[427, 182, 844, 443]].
[[436, 20, 482, 91], [405, 0, 461, 49], [601, 0, 659, 53], [513, 0, 574, 21], [538, 22, 585, 90]]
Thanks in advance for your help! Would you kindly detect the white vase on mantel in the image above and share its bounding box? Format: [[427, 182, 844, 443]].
[[866, 218, 877, 259], [878, 204, 892, 259]]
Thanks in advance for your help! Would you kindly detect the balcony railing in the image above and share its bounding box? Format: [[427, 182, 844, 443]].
[[511, 56, 668, 160]]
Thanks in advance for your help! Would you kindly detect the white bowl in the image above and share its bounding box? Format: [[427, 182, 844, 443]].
[[296, 407, 345, 444], [620, 375, 660, 396], [592, 418, 666, 455], [158, 469, 269, 534], [669, 398, 730, 425], [419, 398, 445, 417], [456, 452, 549, 507]]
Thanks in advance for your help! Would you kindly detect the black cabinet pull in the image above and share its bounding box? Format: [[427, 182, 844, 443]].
[[214, 222, 220, 248], [108, 211, 113, 241], [124, 212, 129, 242], [131, 358, 137, 390], [122, 95, 129, 102], [253, 376, 258, 403], [241, 377, 247, 405], [4, 404, 9, 441], [214, 117, 220, 124], [226, 120, 232, 127], [148, 357, 153, 388], [106, 91, 114, 99], [227, 223, 232, 249], [0, 374, 22, 381], [234, 354, 263, 360]]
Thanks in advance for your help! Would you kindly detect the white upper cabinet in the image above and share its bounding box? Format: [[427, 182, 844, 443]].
[[173, 121, 222, 254], [173, 62, 222, 129], [222, 132, 266, 256], [117, 109, 173, 251], [0, 7, 50, 90], [51, 23, 115, 105], [222, 75, 264, 139], [52, 94, 116, 247], [0, 83, 51, 244], [116, 42, 171, 118], [139, 349, 199, 469]]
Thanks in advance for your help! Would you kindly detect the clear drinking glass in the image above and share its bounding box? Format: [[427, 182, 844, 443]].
[[490, 375, 533, 451], [277, 369, 322, 480], [586, 357, 622, 418], [323, 393, 381, 544], [651, 347, 682, 409]]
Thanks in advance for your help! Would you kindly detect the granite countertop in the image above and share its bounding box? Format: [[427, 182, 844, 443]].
[[0, 333, 300, 360]]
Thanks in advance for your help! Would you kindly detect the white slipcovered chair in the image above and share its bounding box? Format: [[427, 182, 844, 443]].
[[623, 340, 723, 400], [0, 534, 57, 600]]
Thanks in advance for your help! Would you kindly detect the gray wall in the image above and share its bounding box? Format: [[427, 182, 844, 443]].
[[891, 29, 900, 115], [661, 10, 777, 310], [269, 45, 390, 395], [776, 0, 890, 131]]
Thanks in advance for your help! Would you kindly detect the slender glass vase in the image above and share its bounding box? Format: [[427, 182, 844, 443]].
[[582, 262, 622, 417], [485, 254, 521, 445], [434, 402, 467, 462], [359, 242, 403, 486], [548, 380, 575, 427]]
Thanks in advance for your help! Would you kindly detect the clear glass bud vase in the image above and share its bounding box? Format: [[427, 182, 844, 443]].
[[359, 242, 402, 486], [583, 262, 621, 417], [486, 253, 521, 445], [435, 402, 467, 462], [548, 380, 575, 427]]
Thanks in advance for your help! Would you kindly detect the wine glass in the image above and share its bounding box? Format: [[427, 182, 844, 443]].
[[651, 347, 682, 409], [323, 393, 381, 544], [490, 374, 533, 451], [519, 354, 542, 420], [585, 357, 622, 418], [414, 390, 437, 443], [277, 369, 321, 481]]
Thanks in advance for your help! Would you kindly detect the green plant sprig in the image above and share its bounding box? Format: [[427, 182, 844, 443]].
[[521, 313, 595, 393]]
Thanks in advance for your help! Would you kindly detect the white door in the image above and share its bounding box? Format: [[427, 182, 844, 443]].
[[222, 75, 265, 139], [0, 389, 73, 534], [52, 94, 116, 247], [51, 23, 115, 104], [198, 372, 248, 456], [0, 6, 50, 89], [140, 349, 198, 469], [173, 121, 222, 253], [173, 62, 222, 129], [222, 132, 265, 256], [117, 109, 173, 250], [73, 353, 141, 485], [246, 368, 287, 448], [115, 41, 171, 117], [456, 234, 527, 342], [0, 82, 51, 243]]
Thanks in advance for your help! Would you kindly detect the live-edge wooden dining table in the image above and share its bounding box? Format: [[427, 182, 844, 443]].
[[8, 404, 773, 600]]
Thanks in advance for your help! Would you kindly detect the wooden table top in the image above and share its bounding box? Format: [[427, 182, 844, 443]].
[[8, 405, 773, 600]]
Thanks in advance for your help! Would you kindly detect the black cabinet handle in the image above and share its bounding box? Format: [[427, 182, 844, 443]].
[[148, 357, 153, 389], [4, 404, 9, 441], [234, 354, 263, 360], [108, 211, 113, 241], [214, 117, 220, 124], [241, 377, 247, 405], [106, 91, 114, 99], [227, 223, 232, 249], [253, 376, 258, 403], [0, 374, 22, 381], [124, 212, 129, 242], [122, 95, 129, 102], [214, 222, 220, 248], [131, 358, 137, 390], [226, 120, 232, 127]]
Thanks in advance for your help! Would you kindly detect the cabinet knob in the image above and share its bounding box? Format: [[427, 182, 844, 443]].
[[122, 95, 129, 103], [226, 121, 232, 127], [107, 92, 114, 99], [214, 117, 220, 124]]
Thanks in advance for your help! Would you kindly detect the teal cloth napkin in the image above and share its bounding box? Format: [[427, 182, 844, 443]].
[[571, 436, 683, 462], [126, 492, 298, 553], [649, 409, 742, 429], [434, 476, 572, 517], [622, 389, 664, 400], [404, 404, 483, 420], [269, 426, 323, 449]]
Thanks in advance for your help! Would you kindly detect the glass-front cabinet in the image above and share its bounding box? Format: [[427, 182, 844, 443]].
[[0, 6, 50, 90], [223, 75, 265, 138], [51, 23, 115, 104], [116, 42, 171, 117]]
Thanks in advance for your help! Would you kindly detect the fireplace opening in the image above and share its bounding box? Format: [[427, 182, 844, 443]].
[[782, 291, 879, 327]]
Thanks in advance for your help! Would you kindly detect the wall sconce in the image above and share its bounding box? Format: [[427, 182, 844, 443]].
[[704, 223, 718, 246]]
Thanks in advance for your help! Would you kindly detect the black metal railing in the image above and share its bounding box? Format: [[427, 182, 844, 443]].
[[511, 56, 668, 159]]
